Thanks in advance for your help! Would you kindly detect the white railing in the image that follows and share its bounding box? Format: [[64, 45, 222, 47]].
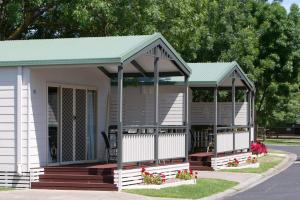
[[235, 131, 250, 150], [217, 132, 234, 153], [158, 133, 185, 159], [122, 134, 155, 163], [216, 131, 250, 153], [121, 127, 186, 163]]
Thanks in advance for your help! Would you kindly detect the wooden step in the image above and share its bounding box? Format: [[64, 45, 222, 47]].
[[189, 160, 206, 166], [44, 167, 113, 175], [39, 174, 114, 183], [190, 165, 214, 171], [189, 152, 213, 158], [31, 182, 117, 191]]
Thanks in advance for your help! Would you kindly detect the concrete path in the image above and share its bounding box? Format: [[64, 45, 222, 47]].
[[0, 189, 166, 200], [197, 171, 260, 184], [225, 145, 300, 200]]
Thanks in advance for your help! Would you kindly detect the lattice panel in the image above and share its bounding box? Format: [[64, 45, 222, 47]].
[[62, 88, 74, 162], [75, 89, 87, 161]]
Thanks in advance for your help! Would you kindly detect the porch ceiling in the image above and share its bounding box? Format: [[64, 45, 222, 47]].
[[0, 33, 191, 77]]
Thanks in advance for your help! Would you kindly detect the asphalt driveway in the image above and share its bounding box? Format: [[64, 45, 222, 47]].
[[226, 145, 300, 200]]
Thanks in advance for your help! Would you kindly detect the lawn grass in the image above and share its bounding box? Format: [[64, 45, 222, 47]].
[[268, 149, 288, 154], [263, 138, 300, 146], [221, 154, 284, 173], [125, 179, 238, 199], [0, 188, 12, 191]]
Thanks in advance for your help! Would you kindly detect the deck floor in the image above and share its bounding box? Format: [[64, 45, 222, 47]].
[[52, 160, 186, 170]]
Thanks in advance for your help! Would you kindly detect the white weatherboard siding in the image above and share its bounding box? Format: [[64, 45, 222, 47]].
[[0, 67, 18, 171], [28, 66, 110, 168], [191, 102, 248, 126], [110, 86, 185, 126]]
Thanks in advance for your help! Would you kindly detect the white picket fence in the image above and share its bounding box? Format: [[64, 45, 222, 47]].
[[0, 168, 44, 188]]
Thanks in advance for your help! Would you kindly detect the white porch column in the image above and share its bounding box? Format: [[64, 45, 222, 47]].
[[117, 64, 123, 190], [214, 87, 218, 157], [232, 75, 236, 152], [154, 48, 159, 165], [16, 66, 23, 174], [184, 76, 189, 162], [247, 90, 252, 147], [252, 91, 256, 141]]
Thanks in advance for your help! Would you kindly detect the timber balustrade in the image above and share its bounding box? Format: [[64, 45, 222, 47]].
[[111, 125, 187, 163], [216, 126, 250, 153]]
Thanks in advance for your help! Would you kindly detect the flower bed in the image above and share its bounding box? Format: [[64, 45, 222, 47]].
[[141, 167, 166, 185], [219, 156, 260, 170], [227, 158, 239, 167], [176, 169, 194, 180], [125, 178, 196, 190], [220, 162, 260, 170], [128, 167, 197, 190]]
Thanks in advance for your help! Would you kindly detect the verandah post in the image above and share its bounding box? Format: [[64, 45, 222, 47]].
[[184, 76, 189, 162], [232, 73, 236, 153], [252, 91, 256, 141], [214, 87, 218, 157], [248, 90, 252, 150], [117, 64, 123, 190], [154, 48, 159, 165]]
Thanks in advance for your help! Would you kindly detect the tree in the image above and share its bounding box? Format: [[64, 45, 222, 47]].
[[0, 0, 299, 127]]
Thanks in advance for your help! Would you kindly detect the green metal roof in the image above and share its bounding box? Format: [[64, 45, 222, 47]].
[[167, 61, 255, 90], [0, 33, 191, 75]]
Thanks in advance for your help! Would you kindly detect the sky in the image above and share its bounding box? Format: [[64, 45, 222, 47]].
[[278, 0, 300, 11]]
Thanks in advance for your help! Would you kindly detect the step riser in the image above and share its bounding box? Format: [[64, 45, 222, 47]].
[[31, 182, 115, 188], [32, 167, 116, 191], [190, 166, 213, 171], [40, 175, 113, 181], [39, 179, 114, 184], [44, 170, 113, 176], [31, 186, 117, 191]]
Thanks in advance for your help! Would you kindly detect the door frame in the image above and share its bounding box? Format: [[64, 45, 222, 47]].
[[46, 82, 98, 166]]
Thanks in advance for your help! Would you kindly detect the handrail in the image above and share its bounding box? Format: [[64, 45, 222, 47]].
[[217, 125, 250, 130], [122, 125, 188, 129]]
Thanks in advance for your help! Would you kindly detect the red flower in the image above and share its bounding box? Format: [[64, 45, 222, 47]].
[[141, 167, 146, 173], [178, 170, 181, 174], [144, 172, 150, 176], [189, 169, 193, 175]]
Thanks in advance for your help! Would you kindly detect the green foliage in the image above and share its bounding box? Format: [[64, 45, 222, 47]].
[[176, 169, 193, 180], [0, 0, 299, 127], [143, 173, 163, 185]]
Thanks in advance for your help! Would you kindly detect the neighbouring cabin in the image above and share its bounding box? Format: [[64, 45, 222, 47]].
[[0, 33, 192, 190], [110, 62, 256, 170], [171, 62, 256, 169]]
